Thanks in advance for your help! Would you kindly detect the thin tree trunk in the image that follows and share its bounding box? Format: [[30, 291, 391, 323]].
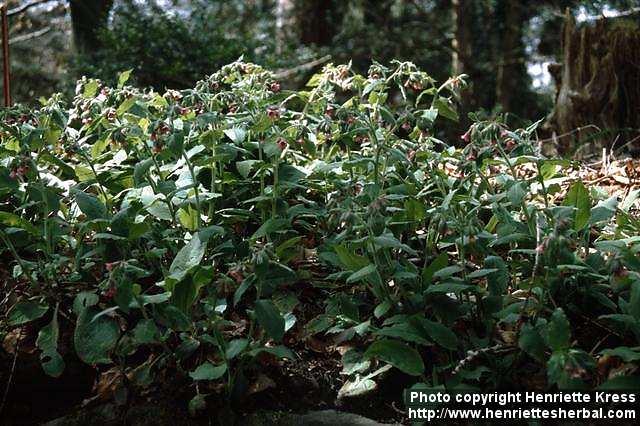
[[69, 0, 113, 54], [451, 0, 474, 122], [451, 0, 472, 77], [275, 0, 293, 54], [495, 0, 524, 112], [298, 0, 334, 46]]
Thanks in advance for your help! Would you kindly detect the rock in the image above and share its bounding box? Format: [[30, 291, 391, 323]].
[[246, 410, 399, 426], [42, 403, 123, 426]]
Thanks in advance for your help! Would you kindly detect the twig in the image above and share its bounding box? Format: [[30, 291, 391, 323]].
[[9, 26, 50, 44], [613, 133, 640, 156], [8, 0, 57, 17], [537, 124, 602, 144], [452, 344, 510, 376], [390, 401, 405, 415], [589, 333, 612, 356], [273, 55, 331, 79], [0, 333, 20, 417]]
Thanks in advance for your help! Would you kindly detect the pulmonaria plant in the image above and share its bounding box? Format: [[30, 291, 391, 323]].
[[1, 59, 639, 415]]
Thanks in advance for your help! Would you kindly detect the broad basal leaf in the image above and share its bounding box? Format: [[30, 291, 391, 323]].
[[74, 306, 119, 365], [254, 299, 285, 342], [364, 339, 425, 376]]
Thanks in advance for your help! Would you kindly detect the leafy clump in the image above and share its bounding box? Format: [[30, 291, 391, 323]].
[[1, 60, 639, 414]]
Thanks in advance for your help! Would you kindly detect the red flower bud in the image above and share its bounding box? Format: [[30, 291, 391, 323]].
[[266, 106, 281, 120], [461, 129, 471, 143], [105, 261, 120, 272], [325, 106, 335, 118], [105, 287, 117, 299], [505, 138, 516, 150], [229, 270, 244, 284], [269, 82, 281, 93], [277, 138, 288, 150]]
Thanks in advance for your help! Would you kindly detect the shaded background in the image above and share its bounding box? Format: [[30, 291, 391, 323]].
[[2, 0, 640, 148]]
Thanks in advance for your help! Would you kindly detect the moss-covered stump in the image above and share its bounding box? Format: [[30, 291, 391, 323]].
[[545, 9, 640, 157]]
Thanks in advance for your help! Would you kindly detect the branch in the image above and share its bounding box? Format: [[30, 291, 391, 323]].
[[9, 25, 51, 44], [8, 0, 58, 17], [273, 54, 332, 79]]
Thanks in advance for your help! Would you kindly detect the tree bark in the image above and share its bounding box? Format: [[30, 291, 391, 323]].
[[298, 0, 334, 46], [451, 0, 472, 77], [69, 0, 113, 54], [545, 10, 640, 156], [495, 0, 525, 113], [275, 0, 294, 54]]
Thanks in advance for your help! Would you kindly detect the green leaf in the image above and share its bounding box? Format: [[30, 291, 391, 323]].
[[0, 212, 38, 235], [424, 282, 473, 295], [74, 307, 119, 365], [254, 299, 285, 342], [374, 322, 431, 346], [36, 305, 65, 377], [433, 97, 458, 121], [73, 292, 99, 315], [599, 347, 640, 362], [507, 182, 526, 206], [546, 308, 571, 351], [225, 339, 249, 360], [189, 362, 227, 381], [224, 127, 246, 144], [630, 280, 640, 320], [347, 264, 378, 284], [172, 273, 209, 314], [188, 393, 208, 417], [83, 80, 99, 98], [8, 301, 49, 326], [417, 318, 458, 350], [0, 168, 19, 192], [116, 97, 136, 116], [245, 345, 295, 359], [484, 256, 508, 296], [114, 281, 134, 314], [169, 233, 207, 279], [598, 375, 640, 390], [251, 218, 289, 240], [432, 265, 462, 279], [72, 189, 108, 220], [177, 206, 200, 231], [563, 181, 591, 230], [466, 268, 498, 279], [117, 69, 133, 88], [518, 322, 546, 362], [132, 319, 159, 345], [342, 349, 371, 375], [236, 160, 261, 178], [422, 253, 448, 286], [364, 339, 425, 376], [91, 135, 111, 158], [334, 245, 370, 271], [133, 158, 154, 186]]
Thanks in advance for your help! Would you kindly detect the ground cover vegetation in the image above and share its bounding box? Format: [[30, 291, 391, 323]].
[[1, 60, 640, 422]]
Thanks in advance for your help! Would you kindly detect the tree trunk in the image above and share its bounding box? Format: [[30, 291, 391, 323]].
[[451, 0, 472, 77], [298, 0, 334, 46], [545, 10, 640, 156], [275, 0, 294, 55], [69, 0, 113, 54], [495, 0, 525, 113], [451, 0, 474, 124]]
